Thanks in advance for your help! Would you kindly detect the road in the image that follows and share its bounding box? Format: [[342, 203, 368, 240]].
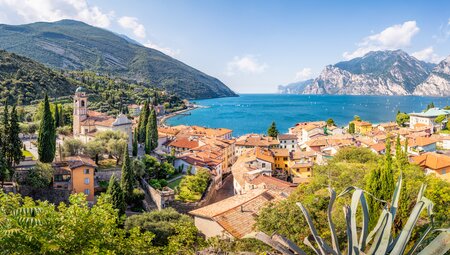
[[22, 137, 64, 160]]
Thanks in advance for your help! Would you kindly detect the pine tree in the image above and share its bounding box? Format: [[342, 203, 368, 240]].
[[7, 105, 23, 171], [107, 174, 126, 215], [121, 145, 134, 200], [132, 128, 138, 157], [37, 94, 56, 163], [145, 108, 158, 154], [267, 121, 279, 138], [54, 103, 60, 128], [138, 101, 150, 143]]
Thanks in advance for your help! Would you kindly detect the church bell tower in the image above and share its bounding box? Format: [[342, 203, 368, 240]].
[[73, 87, 88, 136]]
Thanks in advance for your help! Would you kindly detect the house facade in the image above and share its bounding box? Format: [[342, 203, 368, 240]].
[[52, 155, 97, 201]]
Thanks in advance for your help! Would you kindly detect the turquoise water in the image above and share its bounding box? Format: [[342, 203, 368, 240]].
[[166, 94, 450, 137]]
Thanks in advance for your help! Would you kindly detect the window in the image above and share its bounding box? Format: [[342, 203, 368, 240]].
[[283, 157, 288, 161], [262, 163, 266, 168], [84, 178, 90, 184], [84, 189, 90, 195], [442, 169, 446, 175], [84, 169, 90, 174]]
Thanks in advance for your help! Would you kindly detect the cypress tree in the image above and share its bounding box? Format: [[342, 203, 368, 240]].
[[132, 127, 138, 157], [380, 136, 394, 199], [54, 103, 60, 128], [37, 94, 56, 163], [395, 134, 407, 169], [121, 145, 134, 200], [106, 174, 126, 215], [59, 105, 65, 127], [7, 105, 23, 171], [138, 101, 150, 143], [0, 150, 8, 186], [267, 121, 279, 138], [1, 104, 9, 157], [366, 136, 395, 226], [145, 108, 157, 153], [348, 122, 355, 134]]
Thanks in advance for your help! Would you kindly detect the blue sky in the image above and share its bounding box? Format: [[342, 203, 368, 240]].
[[0, 0, 449, 93]]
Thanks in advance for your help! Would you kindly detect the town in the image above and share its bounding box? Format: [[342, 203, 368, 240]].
[[1, 87, 449, 248]]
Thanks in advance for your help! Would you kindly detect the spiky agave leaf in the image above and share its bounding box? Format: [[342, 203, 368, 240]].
[[250, 175, 449, 255]]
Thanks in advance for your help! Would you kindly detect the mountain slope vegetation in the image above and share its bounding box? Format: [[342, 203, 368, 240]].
[[0, 19, 236, 99], [0, 49, 75, 104]]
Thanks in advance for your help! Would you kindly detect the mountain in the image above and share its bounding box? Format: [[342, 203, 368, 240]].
[[413, 56, 450, 96], [0, 19, 237, 99], [0, 49, 76, 104], [302, 50, 435, 95], [277, 79, 313, 94]]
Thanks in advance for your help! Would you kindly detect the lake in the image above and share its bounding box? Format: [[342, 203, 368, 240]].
[[166, 94, 450, 137]]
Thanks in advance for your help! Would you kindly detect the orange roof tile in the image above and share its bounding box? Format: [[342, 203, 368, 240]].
[[168, 138, 199, 149], [412, 152, 450, 170]]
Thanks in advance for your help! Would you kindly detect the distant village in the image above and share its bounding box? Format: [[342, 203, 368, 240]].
[[3, 87, 450, 240]]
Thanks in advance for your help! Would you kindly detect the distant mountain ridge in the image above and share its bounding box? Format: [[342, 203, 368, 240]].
[[277, 79, 313, 94], [0, 19, 237, 99], [413, 56, 450, 96], [279, 50, 450, 96]]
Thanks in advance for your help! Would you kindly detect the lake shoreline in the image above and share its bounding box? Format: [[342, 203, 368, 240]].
[[159, 104, 203, 126]]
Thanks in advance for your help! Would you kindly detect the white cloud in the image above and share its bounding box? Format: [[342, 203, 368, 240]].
[[343, 21, 420, 59], [226, 55, 268, 76], [118, 16, 146, 39], [294, 68, 313, 81], [411, 46, 444, 63], [0, 0, 113, 27], [143, 41, 180, 57]]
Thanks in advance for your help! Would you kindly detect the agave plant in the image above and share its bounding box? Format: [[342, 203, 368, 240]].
[[250, 175, 450, 255]]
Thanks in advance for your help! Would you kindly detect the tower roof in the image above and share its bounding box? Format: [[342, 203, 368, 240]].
[[75, 86, 86, 93]]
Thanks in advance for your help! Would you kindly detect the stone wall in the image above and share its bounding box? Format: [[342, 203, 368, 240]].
[[19, 186, 70, 205], [140, 178, 174, 210], [95, 169, 121, 182]]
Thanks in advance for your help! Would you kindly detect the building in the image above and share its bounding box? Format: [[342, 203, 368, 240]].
[[409, 108, 450, 133], [232, 148, 274, 195], [271, 148, 290, 172], [412, 152, 450, 182], [407, 137, 437, 155], [174, 152, 223, 188], [168, 137, 201, 155], [277, 134, 298, 151], [235, 134, 279, 156], [377, 122, 399, 132], [52, 155, 97, 201], [353, 121, 373, 135], [72, 87, 132, 147], [189, 189, 286, 239], [288, 151, 316, 183]]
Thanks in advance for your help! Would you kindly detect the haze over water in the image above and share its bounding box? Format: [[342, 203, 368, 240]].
[[167, 94, 450, 137]]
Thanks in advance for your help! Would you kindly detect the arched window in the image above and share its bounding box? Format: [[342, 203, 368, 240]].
[[81, 100, 85, 107]]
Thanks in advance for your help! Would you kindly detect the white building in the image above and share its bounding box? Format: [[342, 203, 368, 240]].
[[277, 134, 298, 151], [409, 108, 450, 133]]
